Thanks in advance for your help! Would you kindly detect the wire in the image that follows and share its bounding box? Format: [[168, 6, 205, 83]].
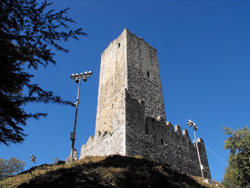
[[206, 145, 250, 187], [205, 145, 228, 166]]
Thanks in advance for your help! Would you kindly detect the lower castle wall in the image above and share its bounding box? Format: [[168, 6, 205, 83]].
[[80, 122, 126, 158], [125, 91, 211, 179], [80, 90, 211, 179]]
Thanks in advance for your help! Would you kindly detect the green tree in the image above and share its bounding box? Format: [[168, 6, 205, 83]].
[[0, 0, 86, 145], [0, 157, 25, 179], [222, 126, 250, 188]]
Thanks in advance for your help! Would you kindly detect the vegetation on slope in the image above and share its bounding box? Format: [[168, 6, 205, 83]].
[[0, 155, 225, 188], [222, 126, 250, 188]]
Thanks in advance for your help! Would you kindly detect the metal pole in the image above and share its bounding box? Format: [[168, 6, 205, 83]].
[[69, 71, 92, 163], [193, 130, 204, 179], [71, 78, 81, 162]]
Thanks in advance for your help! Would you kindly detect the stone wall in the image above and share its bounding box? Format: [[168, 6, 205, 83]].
[[127, 30, 166, 120], [80, 29, 128, 158], [80, 28, 211, 179], [125, 90, 211, 178], [95, 29, 127, 136], [80, 120, 126, 157]]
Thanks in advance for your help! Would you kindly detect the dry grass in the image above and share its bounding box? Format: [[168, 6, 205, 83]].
[[0, 156, 108, 188], [75, 155, 106, 164], [193, 176, 226, 188], [0, 155, 225, 188], [0, 164, 66, 188]]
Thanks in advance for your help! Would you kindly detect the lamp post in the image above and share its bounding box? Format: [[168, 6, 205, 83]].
[[70, 71, 92, 162], [187, 119, 204, 179]]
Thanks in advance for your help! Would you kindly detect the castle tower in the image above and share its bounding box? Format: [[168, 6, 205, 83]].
[[95, 28, 165, 136], [80, 29, 211, 179]]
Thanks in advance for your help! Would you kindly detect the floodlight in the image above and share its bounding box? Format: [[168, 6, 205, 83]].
[[30, 154, 36, 163], [71, 74, 75, 79], [88, 71, 92, 75], [187, 119, 193, 127], [80, 72, 84, 77]]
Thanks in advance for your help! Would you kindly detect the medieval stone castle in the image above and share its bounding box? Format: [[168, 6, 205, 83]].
[[79, 28, 211, 179]]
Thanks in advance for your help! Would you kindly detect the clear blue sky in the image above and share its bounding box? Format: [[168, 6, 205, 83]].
[[1, 0, 250, 182]]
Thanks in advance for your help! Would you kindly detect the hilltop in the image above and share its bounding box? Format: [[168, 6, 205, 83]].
[[0, 155, 224, 188]]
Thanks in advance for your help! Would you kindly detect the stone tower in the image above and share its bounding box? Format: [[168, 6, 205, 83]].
[[80, 29, 211, 179]]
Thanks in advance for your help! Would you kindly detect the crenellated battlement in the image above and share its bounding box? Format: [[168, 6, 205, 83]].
[[80, 29, 211, 179]]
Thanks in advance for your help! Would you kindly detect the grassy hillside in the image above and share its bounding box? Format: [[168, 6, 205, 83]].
[[0, 155, 225, 188]]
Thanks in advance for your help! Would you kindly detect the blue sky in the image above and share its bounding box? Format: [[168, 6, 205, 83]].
[[1, 0, 250, 182]]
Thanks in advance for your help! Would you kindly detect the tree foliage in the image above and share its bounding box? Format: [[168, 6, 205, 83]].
[[222, 126, 250, 188], [0, 157, 25, 179], [0, 0, 86, 145]]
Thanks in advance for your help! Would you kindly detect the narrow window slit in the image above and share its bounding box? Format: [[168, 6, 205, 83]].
[[161, 139, 164, 145]]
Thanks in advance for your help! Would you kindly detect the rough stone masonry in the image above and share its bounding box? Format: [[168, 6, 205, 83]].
[[80, 28, 211, 179]]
